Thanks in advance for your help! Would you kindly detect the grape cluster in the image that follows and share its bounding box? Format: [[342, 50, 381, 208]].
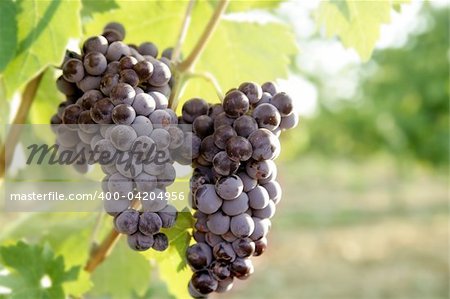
[[180, 82, 299, 297], [50, 22, 181, 252]]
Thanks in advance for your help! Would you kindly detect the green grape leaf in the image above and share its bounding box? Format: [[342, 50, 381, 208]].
[[317, 0, 392, 61], [140, 211, 194, 299], [81, 0, 120, 19], [0, 213, 100, 297], [392, 0, 411, 12], [180, 11, 297, 103], [329, 0, 350, 20], [82, 1, 184, 49], [1, 0, 82, 100], [0, 241, 79, 299], [89, 240, 151, 299], [0, 0, 18, 72], [219, 0, 283, 12]]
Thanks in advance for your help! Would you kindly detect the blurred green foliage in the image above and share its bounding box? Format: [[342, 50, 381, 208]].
[[298, 5, 448, 169]]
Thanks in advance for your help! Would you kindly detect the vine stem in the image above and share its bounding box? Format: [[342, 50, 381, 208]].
[[171, 0, 196, 63], [177, 0, 230, 72], [84, 229, 120, 273], [0, 72, 44, 179]]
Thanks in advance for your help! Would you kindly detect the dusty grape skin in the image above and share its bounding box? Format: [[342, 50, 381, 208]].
[[245, 159, 275, 180], [91, 98, 114, 124], [200, 135, 221, 162], [110, 125, 137, 151], [261, 81, 278, 96], [148, 91, 168, 109], [206, 211, 230, 235], [134, 172, 157, 193], [132, 93, 156, 116], [232, 238, 256, 258], [127, 232, 154, 251], [221, 192, 249, 216], [62, 104, 83, 124], [138, 42, 158, 57], [104, 22, 126, 39], [195, 184, 223, 214], [250, 217, 271, 241], [262, 180, 282, 204], [139, 212, 162, 235], [104, 199, 130, 216], [193, 115, 214, 138], [237, 171, 257, 192], [157, 205, 177, 228], [205, 232, 224, 247], [213, 242, 236, 262], [221, 230, 238, 242], [215, 175, 243, 200], [79, 89, 103, 110], [152, 233, 169, 251], [230, 257, 254, 279], [210, 261, 231, 281], [114, 209, 139, 234], [106, 41, 130, 61], [213, 112, 235, 129], [253, 237, 268, 256], [133, 60, 154, 81], [253, 200, 276, 219], [213, 125, 237, 150], [119, 56, 138, 70], [119, 69, 139, 87], [193, 231, 206, 243], [56, 75, 79, 96], [149, 128, 170, 150], [248, 185, 270, 209], [83, 52, 107, 76], [252, 103, 281, 131], [248, 129, 281, 161], [77, 76, 102, 92], [110, 83, 136, 105], [148, 59, 171, 86], [103, 28, 125, 44], [279, 112, 299, 130], [83, 35, 108, 54], [230, 213, 255, 238], [100, 73, 120, 96]]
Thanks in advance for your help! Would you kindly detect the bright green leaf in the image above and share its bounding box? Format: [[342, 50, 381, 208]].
[[81, 0, 120, 19], [140, 211, 194, 299], [0, 241, 79, 299], [2, 0, 82, 100], [0, 0, 17, 72], [221, 0, 282, 12], [89, 240, 151, 299], [329, 0, 350, 20], [317, 0, 392, 61]]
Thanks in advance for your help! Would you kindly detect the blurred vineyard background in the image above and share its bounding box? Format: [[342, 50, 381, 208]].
[[0, 0, 448, 298]]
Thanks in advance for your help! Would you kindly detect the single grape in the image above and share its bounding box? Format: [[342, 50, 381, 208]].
[[261, 81, 278, 96], [257, 91, 272, 106], [221, 230, 238, 242], [193, 231, 206, 243], [79, 89, 103, 110], [83, 52, 107, 75], [193, 115, 214, 139], [127, 232, 154, 251], [132, 115, 154, 136], [215, 175, 243, 200], [114, 209, 139, 234], [213, 242, 236, 262], [222, 90, 249, 118], [206, 211, 230, 235], [62, 58, 84, 83], [157, 163, 176, 187], [221, 192, 249, 216], [271, 92, 294, 116], [141, 188, 169, 212], [182, 98, 209, 123], [279, 112, 299, 130], [232, 238, 255, 258], [104, 22, 126, 40], [195, 184, 223, 214], [149, 110, 171, 128], [208, 103, 224, 118], [161, 47, 174, 59], [149, 128, 171, 150], [116, 154, 143, 178], [133, 60, 154, 81], [248, 186, 270, 209], [195, 217, 209, 233], [212, 151, 240, 176], [112, 104, 136, 125], [231, 258, 254, 279], [230, 213, 255, 238], [258, 164, 278, 184], [132, 93, 156, 116], [138, 42, 158, 57], [248, 129, 280, 161], [110, 125, 137, 151], [191, 270, 218, 295], [104, 199, 130, 216], [119, 56, 138, 70], [83, 35, 108, 55], [246, 159, 275, 180], [188, 281, 207, 298], [56, 127, 79, 148], [62, 104, 82, 124], [238, 82, 262, 104], [226, 136, 252, 162], [157, 205, 177, 228], [167, 126, 184, 149], [152, 233, 169, 251], [110, 83, 136, 105], [103, 29, 123, 44], [148, 84, 171, 98], [148, 59, 171, 86], [139, 212, 162, 235], [186, 243, 213, 271], [233, 115, 258, 138], [252, 103, 281, 131]]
